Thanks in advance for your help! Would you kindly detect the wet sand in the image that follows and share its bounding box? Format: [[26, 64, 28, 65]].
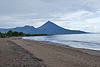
[[0, 37, 100, 67]]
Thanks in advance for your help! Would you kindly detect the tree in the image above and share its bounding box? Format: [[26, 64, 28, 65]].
[[0, 32, 2, 38], [19, 32, 24, 36], [13, 31, 19, 36], [0, 32, 6, 38], [6, 30, 13, 36]]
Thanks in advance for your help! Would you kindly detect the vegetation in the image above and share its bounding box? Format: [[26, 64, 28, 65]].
[[0, 30, 49, 38], [0, 32, 7, 38]]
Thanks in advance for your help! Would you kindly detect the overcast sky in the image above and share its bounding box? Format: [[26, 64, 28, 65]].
[[0, 0, 100, 32]]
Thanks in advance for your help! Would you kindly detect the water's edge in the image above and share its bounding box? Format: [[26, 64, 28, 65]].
[[22, 34, 100, 51]]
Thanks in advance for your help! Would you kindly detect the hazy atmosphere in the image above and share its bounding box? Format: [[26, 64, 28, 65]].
[[0, 0, 100, 32]]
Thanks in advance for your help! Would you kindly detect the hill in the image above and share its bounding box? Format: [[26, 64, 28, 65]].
[[37, 21, 86, 34], [0, 21, 87, 34]]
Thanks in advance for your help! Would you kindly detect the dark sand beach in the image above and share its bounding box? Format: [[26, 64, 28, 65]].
[[0, 37, 100, 67], [0, 38, 47, 67]]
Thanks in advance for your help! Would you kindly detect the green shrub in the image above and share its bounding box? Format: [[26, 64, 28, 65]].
[[0, 30, 50, 38]]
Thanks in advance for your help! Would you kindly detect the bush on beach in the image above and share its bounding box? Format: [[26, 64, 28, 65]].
[[0, 30, 49, 38]]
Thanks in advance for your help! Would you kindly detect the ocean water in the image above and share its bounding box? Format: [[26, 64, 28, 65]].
[[23, 34, 100, 50]]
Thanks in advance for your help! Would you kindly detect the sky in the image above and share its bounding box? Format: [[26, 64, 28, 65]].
[[0, 0, 100, 32]]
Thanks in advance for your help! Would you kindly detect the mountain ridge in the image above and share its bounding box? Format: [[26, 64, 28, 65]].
[[0, 21, 87, 34]]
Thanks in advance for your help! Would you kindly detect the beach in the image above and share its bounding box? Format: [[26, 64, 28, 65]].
[[0, 38, 47, 67], [0, 37, 100, 67]]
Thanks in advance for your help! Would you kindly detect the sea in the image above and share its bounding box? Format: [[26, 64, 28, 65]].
[[23, 34, 100, 50]]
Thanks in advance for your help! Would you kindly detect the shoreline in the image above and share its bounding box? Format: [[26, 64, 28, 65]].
[[38, 40, 100, 56], [45, 41, 100, 56], [23, 37, 100, 56], [23, 34, 100, 52], [0, 37, 100, 67]]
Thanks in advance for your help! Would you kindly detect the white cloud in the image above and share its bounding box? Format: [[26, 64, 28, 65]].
[[0, 0, 100, 32], [49, 10, 100, 32]]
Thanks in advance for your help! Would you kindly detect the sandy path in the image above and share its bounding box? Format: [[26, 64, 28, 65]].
[[0, 38, 47, 67], [12, 37, 100, 67]]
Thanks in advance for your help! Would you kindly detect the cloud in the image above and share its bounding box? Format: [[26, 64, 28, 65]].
[[0, 0, 100, 32], [49, 10, 100, 32]]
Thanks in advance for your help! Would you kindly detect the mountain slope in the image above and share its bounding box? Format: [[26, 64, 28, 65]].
[[0, 25, 40, 34], [37, 21, 86, 34], [0, 21, 87, 34]]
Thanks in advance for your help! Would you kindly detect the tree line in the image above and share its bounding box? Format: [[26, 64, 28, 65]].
[[0, 30, 49, 38]]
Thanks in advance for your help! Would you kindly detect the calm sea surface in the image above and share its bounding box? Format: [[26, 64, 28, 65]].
[[23, 34, 100, 50]]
